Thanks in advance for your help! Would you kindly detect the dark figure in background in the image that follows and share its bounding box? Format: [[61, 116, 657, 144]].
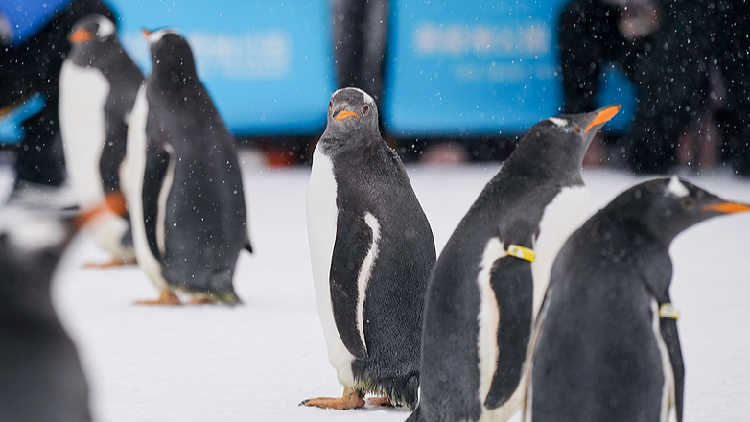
[[330, 0, 388, 112], [558, 0, 653, 118], [557, 0, 747, 175], [0, 0, 115, 189], [713, 0, 750, 177]]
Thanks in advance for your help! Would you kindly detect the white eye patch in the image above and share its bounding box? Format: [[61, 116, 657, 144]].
[[332, 87, 376, 106], [96, 15, 115, 37], [548, 117, 568, 127], [667, 176, 690, 198], [146, 28, 178, 44]]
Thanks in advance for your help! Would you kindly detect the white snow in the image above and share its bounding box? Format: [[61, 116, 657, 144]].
[[5, 160, 748, 422]]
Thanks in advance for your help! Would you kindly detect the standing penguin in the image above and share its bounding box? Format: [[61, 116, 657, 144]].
[[0, 206, 89, 422], [59, 14, 143, 267], [527, 177, 750, 422], [126, 29, 250, 305], [303, 87, 435, 409], [408, 105, 620, 422]]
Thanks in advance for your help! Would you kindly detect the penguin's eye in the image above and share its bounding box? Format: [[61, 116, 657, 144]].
[[573, 124, 582, 134], [328, 100, 333, 111], [362, 104, 370, 116], [680, 197, 696, 210]]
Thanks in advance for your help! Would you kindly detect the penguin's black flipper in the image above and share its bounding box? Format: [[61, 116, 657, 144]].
[[329, 209, 371, 361], [660, 308, 684, 422], [142, 142, 171, 260], [484, 255, 534, 408], [100, 110, 129, 193]]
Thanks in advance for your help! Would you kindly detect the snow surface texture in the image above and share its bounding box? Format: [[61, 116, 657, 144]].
[[4, 159, 749, 421]]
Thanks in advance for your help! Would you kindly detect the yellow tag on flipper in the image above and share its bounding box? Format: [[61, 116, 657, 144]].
[[506, 245, 536, 262], [659, 303, 680, 320]]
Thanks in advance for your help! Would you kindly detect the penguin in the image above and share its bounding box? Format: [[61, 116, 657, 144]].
[[59, 14, 144, 267], [0, 206, 90, 422], [302, 87, 436, 409], [408, 105, 620, 422], [526, 177, 750, 422], [125, 29, 251, 305]]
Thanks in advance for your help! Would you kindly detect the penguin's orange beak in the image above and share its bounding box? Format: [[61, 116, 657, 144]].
[[141, 29, 151, 38], [78, 191, 128, 227], [333, 109, 359, 121], [69, 29, 93, 44], [585, 105, 621, 134], [702, 202, 750, 214]]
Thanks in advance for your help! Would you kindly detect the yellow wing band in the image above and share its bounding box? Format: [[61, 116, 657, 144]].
[[659, 303, 680, 320], [506, 245, 536, 263]]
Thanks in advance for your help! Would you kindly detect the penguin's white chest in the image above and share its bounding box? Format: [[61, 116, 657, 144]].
[[126, 86, 169, 291], [476, 238, 529, 421], [306, 148, 357, 386], [60, 60, 133, 259], [530, 185, 590, 318], [59, 61, 109, 208], [651, 299, 677, 422], [475, 185, 590, 420]]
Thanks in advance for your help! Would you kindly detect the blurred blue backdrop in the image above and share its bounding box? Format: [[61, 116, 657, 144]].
[[1, 0, 637, 142], [114, 0, 337, 136]]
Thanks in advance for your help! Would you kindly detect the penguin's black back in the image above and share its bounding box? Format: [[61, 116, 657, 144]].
[[531, 211, 670, 422], [528, 177, 739, 422], [145, 33, 246, 296]]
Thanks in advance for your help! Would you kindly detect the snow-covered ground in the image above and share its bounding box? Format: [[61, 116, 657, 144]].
[[6, 159, 750, 421]]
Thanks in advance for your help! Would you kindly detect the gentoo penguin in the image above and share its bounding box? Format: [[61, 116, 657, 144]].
[[59, 14, 143, 267], [303, 87, 435, 409], [126, 29, 250, 305], [408, 105, 620, 422], [0, 206, 90, 422], [527, 177, 750, 422]]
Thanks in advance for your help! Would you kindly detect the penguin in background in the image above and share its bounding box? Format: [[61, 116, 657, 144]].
[[59, 14, 144, 267], [303, 87, 435, 409], [0, 206, 89, 422], [527, 177, 750, 422], [408, 105, 620, 422], [126, 29, 251, 305]]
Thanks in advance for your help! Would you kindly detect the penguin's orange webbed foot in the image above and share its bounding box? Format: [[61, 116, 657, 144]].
[[134, 289, 181, 306], [188, 296, 217, 305], [299, 387, 365, 410], [365, 396, 394, 408], [82, 257, 136, 269]]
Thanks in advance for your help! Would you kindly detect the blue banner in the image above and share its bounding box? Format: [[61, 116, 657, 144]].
[[384, 0, 635, 135], [113, 0, 336, 135]]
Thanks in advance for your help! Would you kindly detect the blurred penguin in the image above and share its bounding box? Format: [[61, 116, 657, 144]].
[[0, 205, 89, 422], [126, 29, 251, 305], [59, 13, 143, 267]]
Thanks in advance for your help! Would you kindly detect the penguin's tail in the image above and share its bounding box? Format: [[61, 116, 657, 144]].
[[208, 271, 243, 306], [405, 406, 426, 422], [212, 290, 243, 306]]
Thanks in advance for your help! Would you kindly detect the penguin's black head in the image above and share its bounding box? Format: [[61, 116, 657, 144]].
[[510, 105, 620, 177], [68, 14, 116, 46], [326, 87, 379, 132], [143, 28, 198, 80], [615, 176, 750, 245]]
